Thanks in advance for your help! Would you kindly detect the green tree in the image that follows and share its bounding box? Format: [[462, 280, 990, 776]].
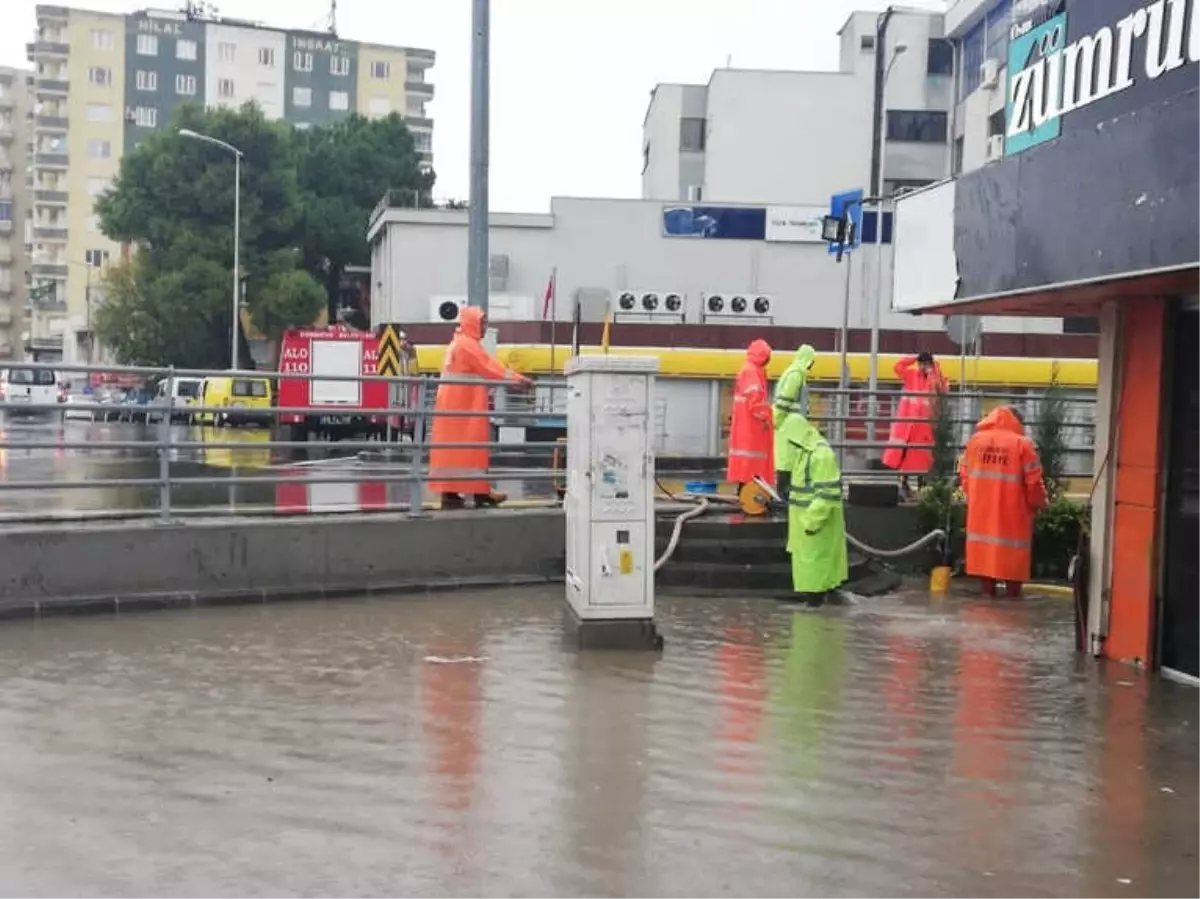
[[1033, 366, 1070, 501], [252, 268, 328, 343], [294, 112, 434, 310], [94, 253, 231, 369]]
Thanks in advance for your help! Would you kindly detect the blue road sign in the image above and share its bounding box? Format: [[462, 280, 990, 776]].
[[828, 189, 864, 256]]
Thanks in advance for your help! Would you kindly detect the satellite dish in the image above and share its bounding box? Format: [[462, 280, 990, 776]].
[[945, 314, 983, 347]]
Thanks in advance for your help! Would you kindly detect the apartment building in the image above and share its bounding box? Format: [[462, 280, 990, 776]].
[[640, 7, 1062, 341], [0, 69, 32, 360], [28, 4, 435, 364]]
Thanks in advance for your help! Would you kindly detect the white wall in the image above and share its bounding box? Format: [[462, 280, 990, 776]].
[[640, 85, 683, 201], [204, 22, 286, 119], [703, 70, 872, 205], [370, 197, 1061, 337]]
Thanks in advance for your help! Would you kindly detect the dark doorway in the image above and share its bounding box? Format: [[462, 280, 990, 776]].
[[1159, 304, 1199, 679]]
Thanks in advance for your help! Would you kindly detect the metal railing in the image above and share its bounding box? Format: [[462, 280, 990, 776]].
[[0, 361, 1098, 527]]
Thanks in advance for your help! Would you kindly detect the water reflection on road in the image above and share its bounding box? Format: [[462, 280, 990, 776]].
[[0, 418, 555, 517], [0, 588, 1193, 897]]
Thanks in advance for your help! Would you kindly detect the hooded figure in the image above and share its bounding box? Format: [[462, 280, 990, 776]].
[[726, 339, 774, 487], [428, 306, 532, 509], [785, 418, 849, 605], [772, 344, 817, 496], [881, 352, 946, 478], [958, 406, 1048, 596]]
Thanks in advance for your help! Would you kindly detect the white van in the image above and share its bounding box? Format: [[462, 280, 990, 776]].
[[148, 376, 204, 424], [0, 367, 63, 418]]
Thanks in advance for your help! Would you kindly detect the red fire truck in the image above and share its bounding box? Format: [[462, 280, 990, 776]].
[[276, 324, 388, 441]]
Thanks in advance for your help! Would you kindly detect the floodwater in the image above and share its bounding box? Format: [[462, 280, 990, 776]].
[[0, 587, 1194, 898]]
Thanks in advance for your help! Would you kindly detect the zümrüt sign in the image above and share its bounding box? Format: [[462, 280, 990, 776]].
[[1006, 0, 1200, 156]]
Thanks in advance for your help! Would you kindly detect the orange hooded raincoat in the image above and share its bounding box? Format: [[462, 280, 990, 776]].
[[428, 307, 529, 495], [726, 339, 775, 485], [881, 355, 947, 473], [958, 406, 1048, 583]]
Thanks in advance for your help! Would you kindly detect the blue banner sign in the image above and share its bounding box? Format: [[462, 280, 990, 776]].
[[662, 205, 767, 240]]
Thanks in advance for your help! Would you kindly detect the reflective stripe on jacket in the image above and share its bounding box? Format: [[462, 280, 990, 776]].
[[727, 339, 775, 485], [786, 421, 849, 594]]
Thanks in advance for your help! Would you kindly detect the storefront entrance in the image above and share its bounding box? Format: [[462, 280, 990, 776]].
[[1159, 303, 1199, 681]]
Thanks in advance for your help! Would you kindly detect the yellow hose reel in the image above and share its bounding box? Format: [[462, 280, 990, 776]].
[[737, 481, 772, 517]]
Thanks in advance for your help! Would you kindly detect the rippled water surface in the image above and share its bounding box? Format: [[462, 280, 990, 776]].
[[0, 587, 1194, 898]]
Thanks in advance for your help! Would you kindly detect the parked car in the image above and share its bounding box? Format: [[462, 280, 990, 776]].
[[119, 387, 153, 423], [147, 376, 204, 424], [0, 367, 64, 420], [195, 376, 273, 427]]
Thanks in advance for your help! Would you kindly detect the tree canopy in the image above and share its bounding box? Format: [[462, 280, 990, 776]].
[[95, 102, 433, 368]]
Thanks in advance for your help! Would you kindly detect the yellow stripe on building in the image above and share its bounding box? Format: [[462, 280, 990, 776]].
[[413, 344, 1099, 388]]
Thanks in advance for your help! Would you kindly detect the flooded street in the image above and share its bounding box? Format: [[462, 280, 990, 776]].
[[0, 587, 1193, 897]]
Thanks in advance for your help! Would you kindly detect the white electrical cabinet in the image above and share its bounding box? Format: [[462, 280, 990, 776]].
[[564, 355, 658, 623]]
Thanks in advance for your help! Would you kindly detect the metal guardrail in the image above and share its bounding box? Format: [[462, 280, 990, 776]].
[[0, 361, 1098, 526]]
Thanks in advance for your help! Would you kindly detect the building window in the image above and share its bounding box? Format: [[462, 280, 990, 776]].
[[885, 110, 948, 144], [406, 96, 424, 116], [927, 38, 953, 76], [367, 97, 390, 116], [412, 131, 431, 152], [218, 78, 235, 99], [136, 33, 158, 56], [176, 74, 197, 96], [1063, 317, 1099, 334], [961, 22, 985, 97], [951, 136, 964, 175], [135, 69, 157, 91], [985, 0, 1012, 68], [292, 86, 312, 107], [642, 142, 650, 174], [258, 47, 275, 67], [177, 38, 197, 60], [987, 108, 1005, 138], [884, 178, 933, 197], [86, 103, 112, 123], [329, 90, 349, 111], [860, 34, 876, 52], [218, 42, 236, 63], [406, 64, 425, 83], [90, 29, 115, 50], [294, 52, 313, 72], [687, 185, 703, 202], [134, 106, 157, 128], [0, 201, 11, 222], [87, 139, 112, 159], [679, 117, 706, 152], [371, 60, 390, 79], [85, 249, 110, 268], [330, 55, 350, 76], [86, 177, 108, 196], [88, 67, 113, 86]]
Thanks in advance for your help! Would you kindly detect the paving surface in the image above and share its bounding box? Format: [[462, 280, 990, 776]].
[[0, 586, 1193, 897]]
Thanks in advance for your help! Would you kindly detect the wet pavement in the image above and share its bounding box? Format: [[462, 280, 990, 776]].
[[0, 418, 558, 518], [0, 587, 1193, 897]]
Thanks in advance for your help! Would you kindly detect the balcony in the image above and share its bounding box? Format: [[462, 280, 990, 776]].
[[406, 116, 433, 130], [30, 261, 68, 277], [34, 188, 69, 204], [0, 122, 12, 142], [36, 5, 70, 22], [407, 47, 435, 65], [0, 242, 10, 261], [0, 91, 12, 110], [33, 225, 68, 242], [34, 152, 68, 168], [35, 114, 68, 131], [405, 81, 434, 98], [33, 40, 70, 57], [0, 221, 12, 238], [35, 78, 69, 96]]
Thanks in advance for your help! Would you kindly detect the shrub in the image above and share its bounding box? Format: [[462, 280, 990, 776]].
[[1033, 366, 1070, 501], [1032, 497, 1090, 580]]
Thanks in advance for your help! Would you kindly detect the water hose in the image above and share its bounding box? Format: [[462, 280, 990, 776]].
[[652, 490, 946, 571]]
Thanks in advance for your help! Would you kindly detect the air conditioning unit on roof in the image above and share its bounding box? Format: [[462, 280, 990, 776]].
[[612, 290, 686, 324], [700, 291, 773, 325]]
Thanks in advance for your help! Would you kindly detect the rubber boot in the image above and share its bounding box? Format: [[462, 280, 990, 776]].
[[473, 491, 508, 508], [440, 492, 466, 510]]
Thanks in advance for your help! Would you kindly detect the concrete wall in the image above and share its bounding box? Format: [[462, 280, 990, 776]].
[[641, 84, 684, 201], [370, 197, 1064, 338], [0, 510, 567, 616], [204, 21, 284, 120]]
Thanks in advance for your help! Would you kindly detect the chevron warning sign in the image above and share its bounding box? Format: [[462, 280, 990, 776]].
[[376, 323, 403, 377]]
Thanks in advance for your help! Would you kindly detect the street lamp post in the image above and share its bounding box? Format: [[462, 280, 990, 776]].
[[867, 41, 906, 443], [179, 128, 243, 370]]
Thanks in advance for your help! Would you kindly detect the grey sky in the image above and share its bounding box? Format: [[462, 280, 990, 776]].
[[4, 0, 947, 212]]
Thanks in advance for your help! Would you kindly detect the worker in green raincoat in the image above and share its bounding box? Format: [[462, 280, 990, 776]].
[[772, 343, 817, 500], [786, 418, 849, 607]]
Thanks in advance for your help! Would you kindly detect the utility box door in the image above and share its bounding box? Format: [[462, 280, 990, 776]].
[[311, 339, 362, 406]]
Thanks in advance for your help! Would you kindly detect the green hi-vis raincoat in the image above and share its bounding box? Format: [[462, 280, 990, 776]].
[[773, 344, 817, 474], [786, 422, 849, 595]]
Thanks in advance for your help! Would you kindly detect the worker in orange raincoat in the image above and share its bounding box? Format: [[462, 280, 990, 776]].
[[726, 339, 774, 490], [882, 351, 947, 494], [958, 405, 1048, 597], [428, 306, 532, 509]]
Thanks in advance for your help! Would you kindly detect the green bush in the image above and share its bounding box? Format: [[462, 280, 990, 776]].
[[1033, 366, 1069, 502], [1032, 497, 1090, 580]]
